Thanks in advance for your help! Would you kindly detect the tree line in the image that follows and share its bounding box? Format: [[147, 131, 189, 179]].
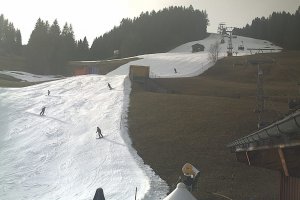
[[2, 5, 208, 75], [233, 6, 300, 50], [90, 5, 208, 59], [0, 14, 22, 56], [25, 19, 90, 74]]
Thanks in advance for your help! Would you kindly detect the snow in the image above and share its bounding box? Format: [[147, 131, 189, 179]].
[[163, 183, 197, 200], [108, 33, 281, 78], [0, 75, 168, 200], [0, 70, 63, 82], [0, 33, 282, 200]]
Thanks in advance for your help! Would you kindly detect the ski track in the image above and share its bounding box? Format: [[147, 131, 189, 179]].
[[0, 75, 168, 200]]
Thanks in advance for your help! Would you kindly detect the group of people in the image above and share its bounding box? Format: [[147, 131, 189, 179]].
[[40, 83, 114, 138], [40, 82, 113, 116], [96, 83, 114, 139], [39, 90, 50, 116]]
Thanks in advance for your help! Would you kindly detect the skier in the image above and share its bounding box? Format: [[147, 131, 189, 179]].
[[174, 68, 177, 73], [93, 188, 105, 200], [96, 127, 103, 138], [107, 83, 112, 90], [40, 106, 46, 116], [48, 90, 50, 96]]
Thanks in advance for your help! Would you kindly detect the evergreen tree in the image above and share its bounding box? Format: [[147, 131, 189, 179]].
[[0, 14, 22, 55], [233, 7, 300, 50], [26, 18, 51, 73], [90, 6, 208, 59], [26, 19, 77, 74], [75, 36, 89, 60]]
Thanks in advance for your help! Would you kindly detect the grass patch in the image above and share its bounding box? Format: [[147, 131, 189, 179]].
[[68, 57, 140, 75], [128, 51, 300, 199]]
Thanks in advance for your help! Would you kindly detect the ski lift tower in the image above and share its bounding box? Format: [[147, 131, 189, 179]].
[[217, 23, 226, 35], [218, 23, 226, 44], [226, 27, 234, 56], [248, 59, 266, 129]]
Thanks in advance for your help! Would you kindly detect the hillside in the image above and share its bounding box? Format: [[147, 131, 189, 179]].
[[0, 33, 295, 200], [0, 75, 168, 200], [127, 51, 300, 200]]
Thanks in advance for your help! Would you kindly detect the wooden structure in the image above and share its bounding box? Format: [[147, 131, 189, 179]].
[[191, 43, 205, 53], [69, 61, 101, 76], [228, 110, 300, 200], [129, 65, 149, 83]]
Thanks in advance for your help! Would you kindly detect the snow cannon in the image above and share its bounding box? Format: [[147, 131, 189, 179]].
[[182, 163, 199, 177], [163, 182, 198, 200]]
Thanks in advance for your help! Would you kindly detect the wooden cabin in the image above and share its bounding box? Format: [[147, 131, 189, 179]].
[[192, 43, 205, 53]]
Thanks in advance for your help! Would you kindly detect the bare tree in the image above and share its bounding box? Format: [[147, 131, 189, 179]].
[[208, 41, 221, 63]]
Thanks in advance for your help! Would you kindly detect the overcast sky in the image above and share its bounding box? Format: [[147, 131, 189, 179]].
[[0, 0, 299, 45]]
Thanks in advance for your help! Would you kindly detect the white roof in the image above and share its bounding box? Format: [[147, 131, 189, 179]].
[[163, 183, 198, 200]]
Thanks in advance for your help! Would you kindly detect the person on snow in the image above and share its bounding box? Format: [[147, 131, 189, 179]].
[[40, 106, 46, 116], [107, 83, 113, 90], [96, 127, 103, 138], [174, 68, 177, 73], [48, 90, 50, 96], [93, 188, 105, 200]]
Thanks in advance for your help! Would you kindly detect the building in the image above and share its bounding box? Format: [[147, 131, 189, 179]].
[[192, 43, 205, 53], [227, 110, 300, 200], [69, 61, 101, 76]]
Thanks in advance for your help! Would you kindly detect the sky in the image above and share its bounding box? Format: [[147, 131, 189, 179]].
[[0, 0, 299, 45]]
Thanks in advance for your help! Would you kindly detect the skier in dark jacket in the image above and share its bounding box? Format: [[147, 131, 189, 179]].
[[96, 127, 103, 138], [107, 83, 112, 90], [40, 106, 46, 116], [93, 188, 105, 200], [48, 90, 50, 96]]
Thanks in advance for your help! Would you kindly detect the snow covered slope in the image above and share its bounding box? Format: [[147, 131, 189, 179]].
[[0, 75, 168, 200], [0, 70, 62, 82], [108, 33, 281, 78]]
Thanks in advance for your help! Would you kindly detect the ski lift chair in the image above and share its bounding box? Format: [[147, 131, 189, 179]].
[[238, 45, 244, 50]]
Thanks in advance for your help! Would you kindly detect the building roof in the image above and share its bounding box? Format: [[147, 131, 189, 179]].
[[228, 110, 300, 152], [191, 43, 204, 47]]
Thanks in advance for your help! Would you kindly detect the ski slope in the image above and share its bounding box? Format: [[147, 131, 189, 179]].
[[108, 33, 281, 78], [0, 33, 282, 200], [0, 75, 168, 200]]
